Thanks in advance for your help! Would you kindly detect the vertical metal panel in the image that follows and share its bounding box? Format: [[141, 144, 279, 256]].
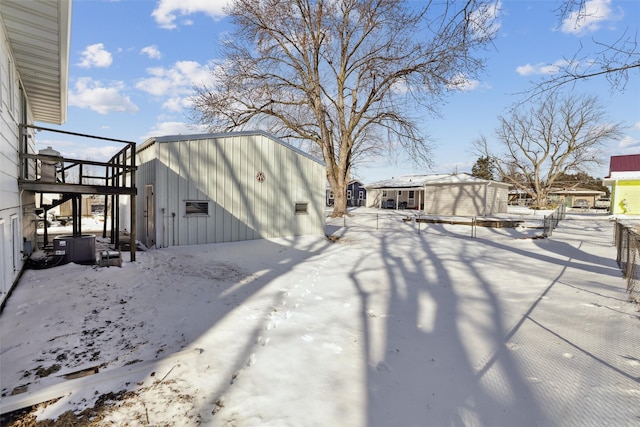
[[139, 133, 325, 246], [204, 139, 215, 243]]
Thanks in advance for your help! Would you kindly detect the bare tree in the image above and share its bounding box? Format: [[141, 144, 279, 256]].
[[475, 93, 623, 207], [190, 0, 499, 216], [527, 0, 639, 99]]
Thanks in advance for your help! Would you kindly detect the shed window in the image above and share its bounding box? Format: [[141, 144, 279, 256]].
[[295, 202, 309, 215], [185, 201, 209, 216]]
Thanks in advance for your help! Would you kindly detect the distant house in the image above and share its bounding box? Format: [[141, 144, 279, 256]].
[[134, 131, 326, 247], [548, 188, 606, 209], [365, 173, 510, 216], [603, 154, 640, 215], [326, 180, 367, 207]]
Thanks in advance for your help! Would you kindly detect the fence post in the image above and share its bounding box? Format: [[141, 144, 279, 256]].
[[376, 214, 379, 230], [626, 229, 631, 278]]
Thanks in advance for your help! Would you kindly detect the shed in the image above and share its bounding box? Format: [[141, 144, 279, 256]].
[[366, 173, 510, 216], [135, 131, 326, 247]]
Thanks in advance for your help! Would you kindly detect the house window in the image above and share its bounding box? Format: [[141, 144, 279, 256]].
[[359, 191, 364, 200], [295, 202, 309, 215], [409, 191, 414, 198], [347, 190, 352, 199], [398, 191, 402, 195], [382, 191, 387, 197], [185, 201, 209, 216]]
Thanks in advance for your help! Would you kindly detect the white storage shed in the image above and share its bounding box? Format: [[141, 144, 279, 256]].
[[134, 131, 326, 247], [366, 173, 510, 216]]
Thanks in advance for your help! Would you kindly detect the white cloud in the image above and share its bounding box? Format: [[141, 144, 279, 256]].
[[633, 122, 640, 131], [163, 97, 193, 112], [77, 43, 113, 68], [141, 45, 162, 59], [560, 0, 619, 35], [141, 121, 210, 140], [69, 78, 139, 115], [619, 136, 640, 149], [516, 59, 571, 76], [469, 1, 502, 40], [152, 0, 229, 30], [136, 61, 215, 107], [446, 74, 481, 92]]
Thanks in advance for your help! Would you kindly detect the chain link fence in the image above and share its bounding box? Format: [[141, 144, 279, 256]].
[[542, 204, 567, 237], [615, 220, 640, 303], [327, 210, 548, 239]]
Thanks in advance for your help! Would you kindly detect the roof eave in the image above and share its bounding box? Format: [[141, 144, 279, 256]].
[[0, 0, 71, 125]]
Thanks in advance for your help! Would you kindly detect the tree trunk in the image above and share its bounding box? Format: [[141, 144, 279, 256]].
[[331, 183, 348, 217], [326, 163, 349, 217]]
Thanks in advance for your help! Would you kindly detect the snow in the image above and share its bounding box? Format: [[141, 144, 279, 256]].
[[1, 208, 639, 426]]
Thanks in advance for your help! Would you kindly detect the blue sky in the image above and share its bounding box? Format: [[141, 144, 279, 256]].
[[36, 0, 639, 183]]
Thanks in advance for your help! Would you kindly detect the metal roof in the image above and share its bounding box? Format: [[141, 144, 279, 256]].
[[609, 154, 640, 174], [0, 0, 71, 124], [139, 130, 326, 165], [366, 173, 511, 189]]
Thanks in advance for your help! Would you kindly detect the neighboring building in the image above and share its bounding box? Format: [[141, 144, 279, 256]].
[[548, 188, 606, 209], [366, 173, 510, 216], [0, 0, 71, 307], [134, 131, 326, 247], [326, 180, 367, 207], [603, 154, 640, 215]]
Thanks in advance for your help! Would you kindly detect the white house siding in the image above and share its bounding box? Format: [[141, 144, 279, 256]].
[[136, 132, 325, 247], [424, 183, 508, 216], [0, 25, 37, 305]]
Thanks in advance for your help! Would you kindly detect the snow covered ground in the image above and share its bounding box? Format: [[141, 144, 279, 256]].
[[1, 208, 638, 426]]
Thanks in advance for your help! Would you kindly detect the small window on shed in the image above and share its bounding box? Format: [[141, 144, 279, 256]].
[[185, 201, 209, 216], [295, 202, 309, 215]]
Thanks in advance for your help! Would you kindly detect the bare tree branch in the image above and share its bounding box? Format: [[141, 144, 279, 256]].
[[474, 93, 624, 207], [521, 0, 640, 101], [190, 0, 499, 216]]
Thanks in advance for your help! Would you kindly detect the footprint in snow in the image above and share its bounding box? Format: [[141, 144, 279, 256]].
[[376, 362, 390, 373], [323, 342, 343, 354], [505, 342, 520, 351], [247, 353, 256, 366]]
